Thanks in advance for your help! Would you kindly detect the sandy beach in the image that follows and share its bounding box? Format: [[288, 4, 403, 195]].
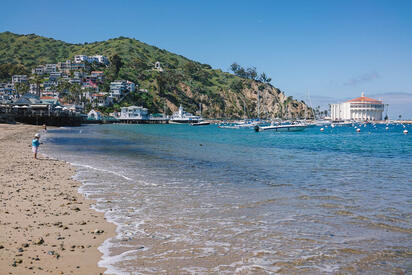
[[0, 124, 115, 274]]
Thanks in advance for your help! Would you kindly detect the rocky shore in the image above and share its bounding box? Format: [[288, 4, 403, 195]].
[[0, 124, 115, 274]]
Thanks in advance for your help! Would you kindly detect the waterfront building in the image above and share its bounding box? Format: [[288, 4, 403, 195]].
[[120, 106, 148, 120], [40, 96, 61, 107], [87, 109, 103, 120], [330, 92, 385, 121], [12, 75, 28, 84]]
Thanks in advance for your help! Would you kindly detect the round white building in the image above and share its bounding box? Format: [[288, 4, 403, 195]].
[[331, 93, 385, 121]]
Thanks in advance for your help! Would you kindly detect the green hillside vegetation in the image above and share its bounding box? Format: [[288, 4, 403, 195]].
[[0, 31, 310, 118]]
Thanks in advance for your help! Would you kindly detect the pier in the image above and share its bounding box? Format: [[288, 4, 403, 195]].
[[117, 118, 169, 124]]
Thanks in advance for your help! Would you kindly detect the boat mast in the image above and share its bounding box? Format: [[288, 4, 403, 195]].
[[308, 90, 315, 119], [257, 89, 260, 120]]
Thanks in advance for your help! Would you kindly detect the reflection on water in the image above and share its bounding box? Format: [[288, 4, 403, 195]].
[[43, 124, 412, 274]]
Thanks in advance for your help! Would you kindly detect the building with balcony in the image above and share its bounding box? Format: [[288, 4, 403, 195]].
[[74, 55, 109, 65], [12, 75, 28, 84], [32, 65, 45, 75], [119, 106, 148, 120], [44, 64, 57, 74], [109, 80, 136, 100], [331, 92, 385, 121]]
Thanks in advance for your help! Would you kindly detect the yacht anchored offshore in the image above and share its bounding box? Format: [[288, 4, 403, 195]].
[[169, 105, 202, 123]]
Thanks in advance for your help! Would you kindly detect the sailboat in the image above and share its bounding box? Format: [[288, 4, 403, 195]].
[[190, 103, 210, 126]]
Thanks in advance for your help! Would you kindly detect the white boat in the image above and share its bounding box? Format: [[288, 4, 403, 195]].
[[218, 120, 260, 129], [331, 120, 353, 127], [254, 123, 307, 132], [190, 121, 210, 126], [170, 105, 202, 123]]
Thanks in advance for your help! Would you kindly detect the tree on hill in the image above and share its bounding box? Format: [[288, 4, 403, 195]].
[[259, 72, 271, 83], [0, 63, 28, 82], [230, 62, 268, 82], [110, 54, 123, 77]]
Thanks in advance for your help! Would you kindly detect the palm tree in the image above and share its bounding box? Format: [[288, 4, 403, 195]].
[[14, 82, 29, 97], [69, 84, 82, 104]]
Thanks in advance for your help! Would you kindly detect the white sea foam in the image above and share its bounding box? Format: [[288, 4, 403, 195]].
[[71, 162, 134, 181]]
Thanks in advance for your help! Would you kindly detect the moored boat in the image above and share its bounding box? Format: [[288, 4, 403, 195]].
[[190, 121, 210, 126], [254, 123, 307, 132], [170, 105, 202, 123]]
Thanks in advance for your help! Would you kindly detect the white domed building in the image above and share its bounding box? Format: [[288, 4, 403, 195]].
[[331, 93, 385, 121]]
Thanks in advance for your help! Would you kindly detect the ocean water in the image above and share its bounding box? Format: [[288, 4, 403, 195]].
[[42, 123, 412, 274]]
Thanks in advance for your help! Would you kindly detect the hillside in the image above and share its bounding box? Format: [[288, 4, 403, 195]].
[[0, 31, 312, 118]]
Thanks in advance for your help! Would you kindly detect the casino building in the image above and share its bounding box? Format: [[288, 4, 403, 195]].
[[331, 93, 385, 121]]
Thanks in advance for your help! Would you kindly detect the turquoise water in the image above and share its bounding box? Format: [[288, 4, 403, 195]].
[[43, 123, 412, 274]]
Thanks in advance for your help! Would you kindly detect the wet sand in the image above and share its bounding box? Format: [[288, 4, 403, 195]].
[[0, 124, 116, 274]]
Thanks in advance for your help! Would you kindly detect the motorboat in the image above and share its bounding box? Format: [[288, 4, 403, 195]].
[[254, 122, 307, 132]]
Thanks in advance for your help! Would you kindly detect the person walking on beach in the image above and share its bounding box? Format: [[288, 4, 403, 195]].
[[32, 133, 40, 159]]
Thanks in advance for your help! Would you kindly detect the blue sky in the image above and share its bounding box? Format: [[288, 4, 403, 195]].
[[1, 0, 412, 117]]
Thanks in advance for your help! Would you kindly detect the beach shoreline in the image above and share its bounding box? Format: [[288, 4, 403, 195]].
[[0, 123, 116, 274]]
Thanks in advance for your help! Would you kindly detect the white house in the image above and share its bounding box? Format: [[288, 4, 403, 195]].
[[109, 80, 136, 100], [44, 64, 57, 73], [32, 65, 45, 75], [120, 106, 148, 120], [12, 75, 28, 84], [87, 109, 103, 120], [74, 55, 109, 65], [331, 92, 385, 121], [90, 93, 113, 107]]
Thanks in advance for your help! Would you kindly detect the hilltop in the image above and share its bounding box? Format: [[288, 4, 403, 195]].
[[0, 31, 311, 118]]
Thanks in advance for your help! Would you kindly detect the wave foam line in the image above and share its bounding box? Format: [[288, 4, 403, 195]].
[[71, 162, 133, 181]]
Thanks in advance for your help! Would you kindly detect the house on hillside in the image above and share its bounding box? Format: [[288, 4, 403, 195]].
[[12, 75, 28, 84], [109, 80, 136, 100], [90, 93, 113, 107], [32, 65, 45, 75], [91, 71, 104, 81], [74, 55, 109, 65], [44, 64, 57, 73]]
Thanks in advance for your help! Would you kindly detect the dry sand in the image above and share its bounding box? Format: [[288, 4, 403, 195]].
[[0, 124, 116, 274]]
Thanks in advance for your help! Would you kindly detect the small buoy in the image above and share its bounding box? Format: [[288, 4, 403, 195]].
[[356, 128, 361, 132], [385, 127, 389, 130], [404, 129, 408, 134], [331, 124, 335, 128], [320, 128, 324, 132]]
